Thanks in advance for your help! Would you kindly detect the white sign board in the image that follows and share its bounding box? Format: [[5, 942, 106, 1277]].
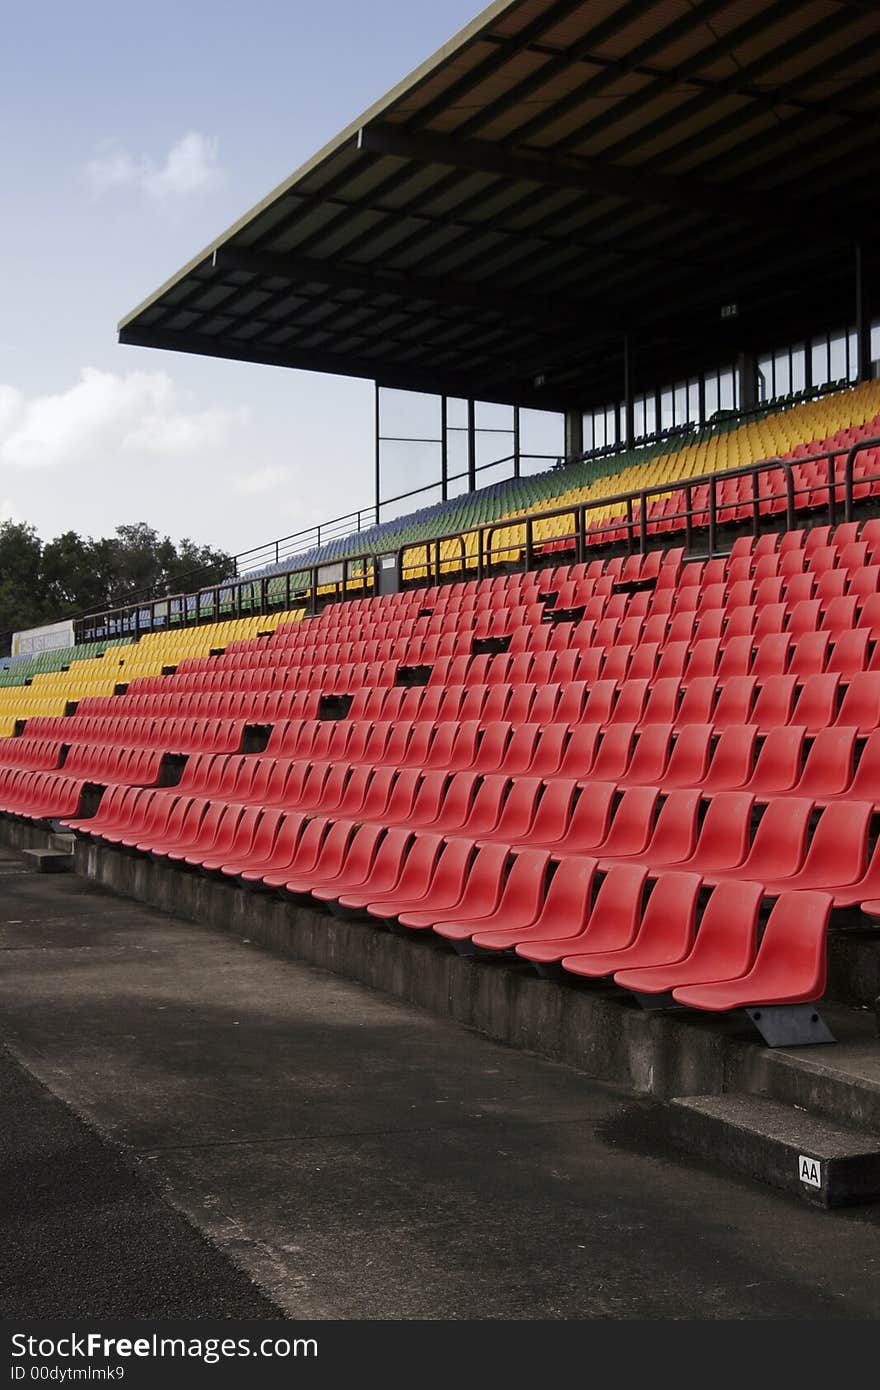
[[798, 1155, 822, 1188], [11, 619, 75, 658]]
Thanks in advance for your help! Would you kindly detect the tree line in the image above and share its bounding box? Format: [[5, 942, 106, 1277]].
[[0, 520, 233, 652]]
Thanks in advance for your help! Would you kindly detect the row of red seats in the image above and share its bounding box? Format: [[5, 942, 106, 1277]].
[[21, 714, 249, 753], [51, 669, 880, 742], [6, 531, 879, 1028], [62, 782, 834, 1011], [56, 761, 873, 900], [10, 696, 877, 828]]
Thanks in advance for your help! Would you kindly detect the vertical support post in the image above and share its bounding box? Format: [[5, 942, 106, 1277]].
[[374, 381, 381, 525], [564, 408, 583, 459], [623, 333, 634, 449], [440, 395, 449, 501], [575, 506, 585, 564], [467, 399, 477, 491], [697, 376, 706, 427], [856, 244, 872, 384], [737, 350, 758, 412], [513, 405, 521, 478]]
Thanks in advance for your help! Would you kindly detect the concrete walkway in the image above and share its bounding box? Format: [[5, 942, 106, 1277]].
[[2, 848, 880, 1320]]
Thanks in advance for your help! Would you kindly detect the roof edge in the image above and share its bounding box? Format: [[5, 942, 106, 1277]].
[[117, 0, 519, 333]]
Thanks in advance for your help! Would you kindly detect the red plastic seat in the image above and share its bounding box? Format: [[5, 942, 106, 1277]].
[[598, 788, 701, 869], [259, 815, 345, 889], [161, 799, 226, 863], [607, 680, 649, 728], [673, 791, 755, 875], [516, 862, 648, 965], [556, 725, 602, 778], [744, 726, 805, 794], [435, 849, 553, 945], [751, 675, 797, 731], [470, 855, 597, 953], [836, 673, 880, 733], [672, 677, 718, 730], [202, 805, 264, 873], [716, 636, 753, 680], [589, 724, 637, 781], [591, 786, 659, 860], [397, 841, 510, 930], [354, 832, 446, 916], [712, 676, 756, 728], [827, 628, 870, 676], [686, 638, 721, 680], [561, 870, 701, 978], [638, 677, 682, 727], [821, 595, 858, 638], [514, 781, 617, 854], [706, 798, 811, 891], [614, 880, 765, 996], [844, 730, 880, 802], [787, 631, 830, 678], [793, 726, 857, 800], [760, 800, 872, 895], [672, 891, 832, 1011], [306, 824, 410, 901], [616, 724, 672, 787], [659, 724, 714, 788], [467, 775, 542, 842]]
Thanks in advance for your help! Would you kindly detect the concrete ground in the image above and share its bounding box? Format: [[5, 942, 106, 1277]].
[[2, 847, 880, 1320]]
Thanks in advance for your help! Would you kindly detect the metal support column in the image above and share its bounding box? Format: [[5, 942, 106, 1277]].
[[856, 244, 872, 383], [737, 350, 758, 412], [440, 395, 449, 501], [623, 333, 634, 449], [467, 399, 477, 491], [374, 381, 381, 524], [564, 408, 583, 459], [513, 405, 521, 478]]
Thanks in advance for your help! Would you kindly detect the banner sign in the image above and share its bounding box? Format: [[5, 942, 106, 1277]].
[[11, 619, 75, 658]]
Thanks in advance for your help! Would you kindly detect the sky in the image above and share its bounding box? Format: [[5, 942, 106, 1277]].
[[0, 0, 562, 559]]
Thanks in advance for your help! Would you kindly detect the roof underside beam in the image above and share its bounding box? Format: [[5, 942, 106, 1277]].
[[356, 123, 854, 239], [212, 244, 623, 335], [117, 323, 576, 411]]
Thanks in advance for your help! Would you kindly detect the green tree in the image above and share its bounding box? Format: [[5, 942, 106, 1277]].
[[0, 520, 234, 654], [0, 521, 44, 638]]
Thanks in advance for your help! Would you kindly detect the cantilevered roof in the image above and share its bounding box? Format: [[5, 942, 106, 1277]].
[[119, 0, 880, 413]]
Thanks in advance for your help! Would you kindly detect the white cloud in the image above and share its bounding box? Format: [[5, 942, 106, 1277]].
[[233, 464, 290, 496], [0, 498, 18, 524], [85, 132, 224, 200], [0, 368, 247, 471]]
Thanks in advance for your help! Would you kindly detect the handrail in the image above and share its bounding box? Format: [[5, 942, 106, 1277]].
[[73, 435, 880, 643]]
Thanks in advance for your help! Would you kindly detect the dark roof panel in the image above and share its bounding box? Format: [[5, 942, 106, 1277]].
[[119, 0, 880, 413]]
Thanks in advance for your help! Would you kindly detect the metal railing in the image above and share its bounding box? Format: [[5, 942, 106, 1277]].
[[228, 452, 561, 578], [74, 435, 880, 644]]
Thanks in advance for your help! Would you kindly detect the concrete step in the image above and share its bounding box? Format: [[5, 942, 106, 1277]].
[[48, 832, 75, 853], [726, 1003, 880, 1136], [664, 1093, 880, 1207], [21, 847, 74, 874]]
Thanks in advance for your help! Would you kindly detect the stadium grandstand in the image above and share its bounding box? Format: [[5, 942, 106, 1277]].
[[6, 0, 880, 1262]]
